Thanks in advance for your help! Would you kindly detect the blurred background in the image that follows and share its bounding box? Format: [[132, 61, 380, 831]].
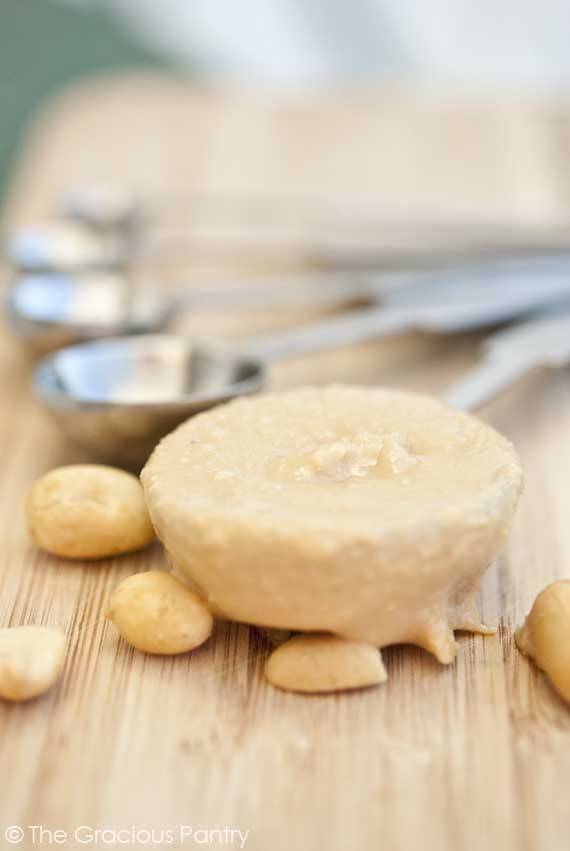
[[3, 0, 570, 203]]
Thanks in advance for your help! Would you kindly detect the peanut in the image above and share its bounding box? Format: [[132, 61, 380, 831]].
[[27, 465, 155, 559], [107, 571, 213, 654], [515, 580, 570, 704], [265, 634, 387, 693], [0, 626, 65, 702]]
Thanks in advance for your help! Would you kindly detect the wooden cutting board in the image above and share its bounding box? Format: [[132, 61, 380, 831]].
[[1, 73, 570, 851]]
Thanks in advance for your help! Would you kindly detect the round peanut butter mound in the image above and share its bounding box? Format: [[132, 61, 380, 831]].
[[141, 385, 523, 662]]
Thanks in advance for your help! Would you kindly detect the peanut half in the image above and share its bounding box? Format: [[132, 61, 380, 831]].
[[27, 464, 155, 560], [515, 580, 570, 704], [265, 634, 387, 693], [107, 571, 213, 655], [0, 626, 66, 702]]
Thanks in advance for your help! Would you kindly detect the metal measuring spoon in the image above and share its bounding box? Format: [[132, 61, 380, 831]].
[[11, 253, 570, 351], [62, 185, 141, 235], [5, 270, 388, 352], [61, 185, 570, 268], [10, 187, 570, 278], [5, 222, 124, 272], [443, 303, 570, 410], [34, 256, 570, 467]]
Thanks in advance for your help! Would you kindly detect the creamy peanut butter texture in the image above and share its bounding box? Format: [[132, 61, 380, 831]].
[[141, 386, 523, 663]]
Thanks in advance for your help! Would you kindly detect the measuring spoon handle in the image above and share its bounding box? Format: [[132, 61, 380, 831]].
[[170, 273, 388, 312], [243, 304, 415, 362], [443, 355, 537, 411]]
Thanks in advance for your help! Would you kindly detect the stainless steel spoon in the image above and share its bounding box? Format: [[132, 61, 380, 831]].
[[11, 187, 570, 276], [10, 253, 570, 351], [5, 222, 124, 273], [5, 270, 389, 351], [34, 260, 570, 467], [61, 185, 570, 269]]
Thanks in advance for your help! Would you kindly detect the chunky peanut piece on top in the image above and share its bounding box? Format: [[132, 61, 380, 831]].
[[516, 580, 570, 704], [27, 464, 155, 559]]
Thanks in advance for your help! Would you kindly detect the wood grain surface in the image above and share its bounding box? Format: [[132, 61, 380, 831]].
[[1, 74, 570, 851]]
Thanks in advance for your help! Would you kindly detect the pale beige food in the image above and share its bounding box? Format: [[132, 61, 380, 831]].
[[0, 626, 65, 702], [265, 634, 387, 693], [515, 580, 570, 704], [142, 385, 523, 663], [27, 464, 155, 559], [107, 571, 213, 654]]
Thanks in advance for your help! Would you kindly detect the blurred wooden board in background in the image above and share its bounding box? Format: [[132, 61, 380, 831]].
[[1, 74, 570, 851]]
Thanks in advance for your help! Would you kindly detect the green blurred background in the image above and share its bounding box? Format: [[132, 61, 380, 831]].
[[0, 0, 171, 201]]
